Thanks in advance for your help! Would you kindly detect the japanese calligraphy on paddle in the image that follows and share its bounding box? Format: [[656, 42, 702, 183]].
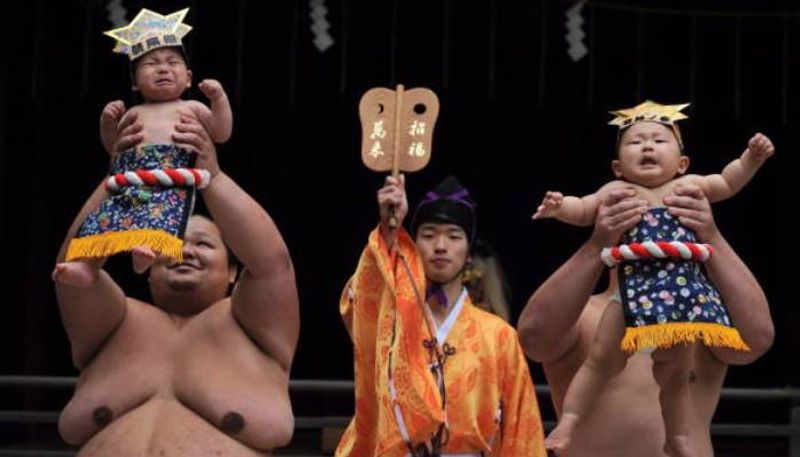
[[359, 85, 440, 228]]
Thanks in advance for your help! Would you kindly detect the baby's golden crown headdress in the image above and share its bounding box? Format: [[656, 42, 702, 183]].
[[104, 8, 192, 61], [609, 100, 689, 148]]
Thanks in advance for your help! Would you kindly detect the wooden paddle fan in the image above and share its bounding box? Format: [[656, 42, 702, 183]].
[[359, 85, 440, 227]]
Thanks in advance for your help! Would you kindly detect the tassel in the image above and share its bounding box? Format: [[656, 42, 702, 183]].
[[621, 322, 750, 353], [66, 229, 183, 261]]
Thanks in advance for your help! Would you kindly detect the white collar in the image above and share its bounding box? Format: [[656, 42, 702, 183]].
[[433, 287, 468, 346]]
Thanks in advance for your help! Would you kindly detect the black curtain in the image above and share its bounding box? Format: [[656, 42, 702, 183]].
[[0, 0, 795, 404]]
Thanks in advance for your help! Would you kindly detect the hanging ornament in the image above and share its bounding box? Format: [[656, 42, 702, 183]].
[[565, 0, 588, 62], [309, 0, 334, 52], [106, 0, 128, 28]]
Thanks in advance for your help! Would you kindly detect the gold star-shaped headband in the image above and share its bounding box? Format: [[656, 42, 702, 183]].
[[104, 8, 192, 60], [609, 100, 690, 148]]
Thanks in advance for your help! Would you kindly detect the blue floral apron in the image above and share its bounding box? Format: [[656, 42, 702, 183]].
[[618, 207, 748, 352], [67, 144, 197, 261]]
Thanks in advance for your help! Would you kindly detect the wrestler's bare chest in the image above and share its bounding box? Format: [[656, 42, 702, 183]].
[[59, 299, 293, 453]]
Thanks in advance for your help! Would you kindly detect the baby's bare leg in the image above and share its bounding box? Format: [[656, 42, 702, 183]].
[[546, 299, 629, 453], [652, 344, 695, 457], [51, 258, 104, 287], [131, 246, 157, 274]]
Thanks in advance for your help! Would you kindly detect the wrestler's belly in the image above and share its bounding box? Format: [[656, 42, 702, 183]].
[[77, 397, 270, 457], [547, 352, 657, 456], [564, 383, 712, 457], [567, 409, 666, 457], [568, 419, 712, 457]]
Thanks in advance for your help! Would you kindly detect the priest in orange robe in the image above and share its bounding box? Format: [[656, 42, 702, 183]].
[[337, 175, 546, 457]]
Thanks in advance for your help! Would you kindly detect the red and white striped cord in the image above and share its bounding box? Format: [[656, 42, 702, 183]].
[[601, 241, 714, 267], [105, 168, 211, 192]]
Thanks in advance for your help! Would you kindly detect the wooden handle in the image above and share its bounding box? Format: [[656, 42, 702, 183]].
[[391, 84, 404, 178], [388, 84, 404, 229]]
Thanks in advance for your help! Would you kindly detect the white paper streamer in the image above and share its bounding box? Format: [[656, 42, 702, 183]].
[[309, 0, 334, 52], [106, 0, 128, 28], [565, 0, 588, 62]]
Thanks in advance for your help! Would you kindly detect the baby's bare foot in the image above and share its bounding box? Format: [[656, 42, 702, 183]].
[[132, 246, 157, 274], [545, 413, 579, 454], [52, 262, 99, 287], [664, 434, 695, 457]]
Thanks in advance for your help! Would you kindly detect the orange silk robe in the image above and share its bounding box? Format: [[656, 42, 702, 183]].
[[336, 227, 545, 456]]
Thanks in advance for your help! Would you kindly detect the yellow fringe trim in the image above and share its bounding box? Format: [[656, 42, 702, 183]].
[[66, 229, 183, 261], [621, 322, 750, 353]]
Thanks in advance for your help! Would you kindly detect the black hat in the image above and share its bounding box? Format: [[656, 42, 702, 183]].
[[410, 176, 477, 245]]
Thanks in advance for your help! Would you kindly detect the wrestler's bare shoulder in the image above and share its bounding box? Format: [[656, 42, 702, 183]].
[[60, 298, 293, 452]]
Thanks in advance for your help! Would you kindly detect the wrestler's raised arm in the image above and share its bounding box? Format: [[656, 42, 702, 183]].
[[176, 115, 299, 371]]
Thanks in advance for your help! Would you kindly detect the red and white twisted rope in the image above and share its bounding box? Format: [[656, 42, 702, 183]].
[[601, 241, 714, 267], [105, 168, 211, 192]]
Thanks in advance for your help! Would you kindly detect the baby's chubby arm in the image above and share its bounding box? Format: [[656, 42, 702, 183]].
[[99, 100, 127, 155], [185, 79, 233, 144], [532, 182, 624, 227], [697, 132, 774, 203]]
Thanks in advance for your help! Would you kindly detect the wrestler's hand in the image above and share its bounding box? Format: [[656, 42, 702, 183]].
[[173, 114, 221, 178], [745, 132, 775, 162], [110, 111, 144, 154], [100, 100, 126, 155], [532, 191, 563, 219], [590, 188, 648, 247], [377, 174, 408, 233], [664, 183, 718, 243]]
